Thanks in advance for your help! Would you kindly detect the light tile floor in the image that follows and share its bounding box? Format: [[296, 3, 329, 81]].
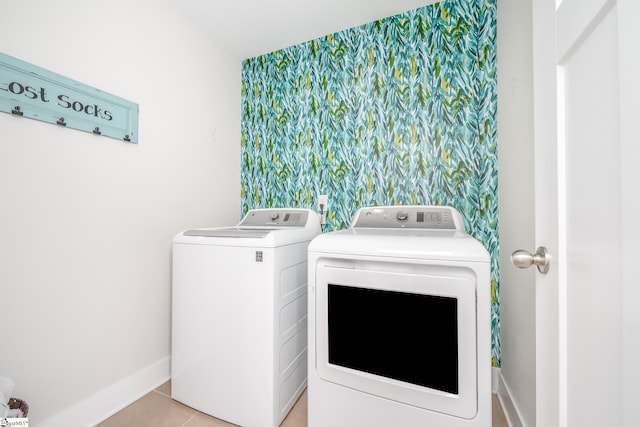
[[98, 381, 509, 427]]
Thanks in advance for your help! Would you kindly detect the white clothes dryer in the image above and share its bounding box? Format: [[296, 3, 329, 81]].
[[172, 208, 321, 427], [307, 206, 491, 427]]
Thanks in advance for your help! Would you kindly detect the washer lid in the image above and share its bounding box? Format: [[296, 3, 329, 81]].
[[182, 227, 276, 238], [174, 208, 322, 247]]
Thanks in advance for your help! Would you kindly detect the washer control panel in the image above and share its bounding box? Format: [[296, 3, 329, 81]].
[[352, 206, 466, 231], [239, 209, 310, 227]]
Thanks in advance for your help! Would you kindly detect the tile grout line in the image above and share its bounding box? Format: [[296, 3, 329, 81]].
[[152, 388, 200, 426], [153, 388, 172, 399], [179, 413, 198, 427]]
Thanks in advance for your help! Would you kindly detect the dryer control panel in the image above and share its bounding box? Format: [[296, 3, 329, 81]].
[[352, 206, 466, 232]]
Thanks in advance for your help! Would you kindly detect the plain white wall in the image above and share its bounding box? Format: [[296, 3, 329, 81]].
[[497, 0, 536, 425], [0, 0, 241, 424]]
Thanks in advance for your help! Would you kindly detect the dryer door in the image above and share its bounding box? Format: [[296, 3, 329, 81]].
[[314, 259, 478, 419]]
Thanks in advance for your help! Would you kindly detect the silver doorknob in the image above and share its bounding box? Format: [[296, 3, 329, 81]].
[[511, 246, 550, 274]]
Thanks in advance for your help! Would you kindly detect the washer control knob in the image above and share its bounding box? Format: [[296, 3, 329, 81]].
[[396, 210, 409, 221], [270, 213, 280, 221]]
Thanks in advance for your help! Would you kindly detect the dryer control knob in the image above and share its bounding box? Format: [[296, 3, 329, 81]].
[[270, 213, 280, 221], [396, 210, 409, 221]]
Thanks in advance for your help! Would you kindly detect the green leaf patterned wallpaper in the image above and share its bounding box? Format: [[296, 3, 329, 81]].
[[240, 0, 500, 366]]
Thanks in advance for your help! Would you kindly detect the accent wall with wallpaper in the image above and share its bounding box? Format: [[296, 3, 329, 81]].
[[240, 0, 500, 365]]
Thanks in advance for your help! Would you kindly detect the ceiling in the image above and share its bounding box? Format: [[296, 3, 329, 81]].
[[174, 0, 437, 60]]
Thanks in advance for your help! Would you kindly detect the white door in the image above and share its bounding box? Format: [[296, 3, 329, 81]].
[[530, 0, 640, 426]]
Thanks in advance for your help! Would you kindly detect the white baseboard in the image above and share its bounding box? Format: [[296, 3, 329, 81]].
[[39, 356, 171, 427], [496, 369, 525, 427]]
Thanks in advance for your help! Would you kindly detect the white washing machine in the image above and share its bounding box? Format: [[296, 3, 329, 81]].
[[172, 208, 321, 427], [307, 206, 491, 427]]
